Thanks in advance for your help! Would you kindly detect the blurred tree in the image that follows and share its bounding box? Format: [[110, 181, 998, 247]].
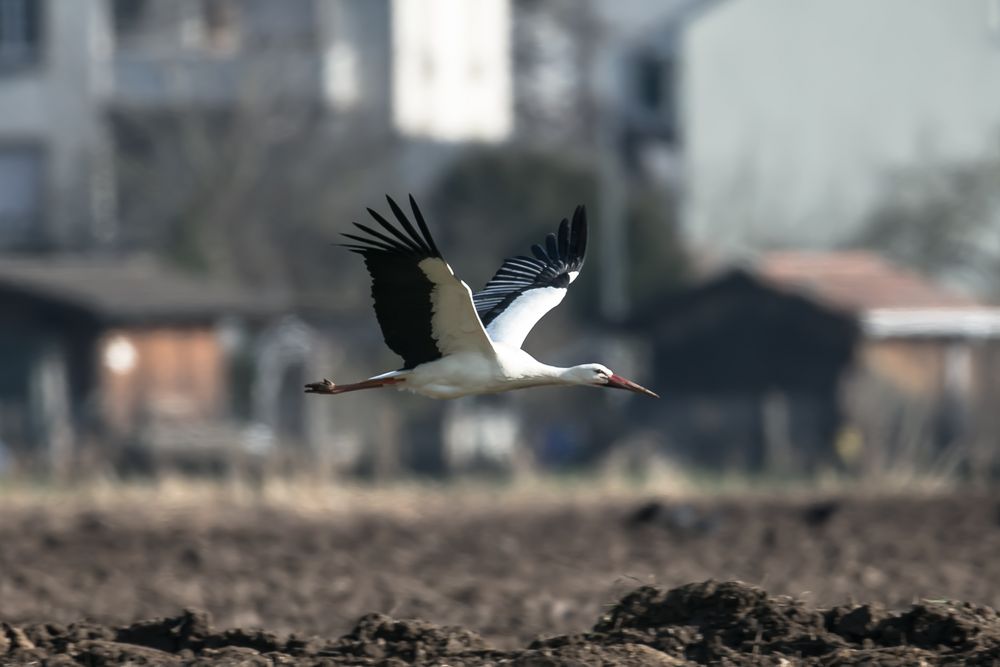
[[854, 146, 1000, 299], [626, 183, 689, 306], [428, 146, 688, 326], [112, 92, 400, 309], [106, 0, 402, 309]]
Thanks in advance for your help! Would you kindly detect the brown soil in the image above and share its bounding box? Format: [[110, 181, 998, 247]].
[[3, 493, 1000, 665]]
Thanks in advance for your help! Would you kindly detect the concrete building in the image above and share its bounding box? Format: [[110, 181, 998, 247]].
[[0, 0, 524, 256]]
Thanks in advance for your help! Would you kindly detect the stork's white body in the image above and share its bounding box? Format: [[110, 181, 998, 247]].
[[377, 345, 575, 399]]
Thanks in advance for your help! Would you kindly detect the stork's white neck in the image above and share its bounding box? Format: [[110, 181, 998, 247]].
[[494, 345, 608, 389], [517, 362, 600, 386], [554, 364, 604, 386]]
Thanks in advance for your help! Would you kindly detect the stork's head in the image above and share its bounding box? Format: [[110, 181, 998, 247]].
[[571, 364, 659, 398]]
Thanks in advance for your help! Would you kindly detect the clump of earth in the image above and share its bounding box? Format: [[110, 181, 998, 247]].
[[5, 580, 1000, 665]]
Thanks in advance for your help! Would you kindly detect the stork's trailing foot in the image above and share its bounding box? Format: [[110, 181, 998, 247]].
[[304, 378, 337, 394], [304, 377, 402, 395]]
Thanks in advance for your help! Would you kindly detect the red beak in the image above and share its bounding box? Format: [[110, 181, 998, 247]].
[[606, 374, 659, 398]]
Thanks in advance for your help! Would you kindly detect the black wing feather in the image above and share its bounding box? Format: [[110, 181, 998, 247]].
[[351, 222, 410, 250], [409, 194, 440, 256], [340, 195, 448, 369], [545, 233, 559, 260], [342, 232, 398, 252], [365, 207, 424, 253], [473, 205, 588, 327], [386, 195, 430, 254], [569, 207, 587, 258], [557, 219, 570, 257]]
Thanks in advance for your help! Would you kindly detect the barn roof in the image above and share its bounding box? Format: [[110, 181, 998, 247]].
[[756, 251, 979, 310], [756, 251, 1000, 338], [0, 255, 289, 324]]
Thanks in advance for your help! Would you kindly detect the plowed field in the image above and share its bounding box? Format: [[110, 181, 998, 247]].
[[2, 491, 999, 664]]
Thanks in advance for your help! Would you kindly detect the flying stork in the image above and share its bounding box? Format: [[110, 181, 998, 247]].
[[304, 195, 658, 400]]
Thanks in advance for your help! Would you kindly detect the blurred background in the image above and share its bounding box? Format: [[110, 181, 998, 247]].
[[2, 0, 1000, 486]]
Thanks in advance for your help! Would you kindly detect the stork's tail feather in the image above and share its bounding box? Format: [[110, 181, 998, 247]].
[[304, 377, 403, 395]]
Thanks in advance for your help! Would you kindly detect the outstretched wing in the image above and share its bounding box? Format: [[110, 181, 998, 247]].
[[341, 195, 494, 369], [473, 205, 588, 349]]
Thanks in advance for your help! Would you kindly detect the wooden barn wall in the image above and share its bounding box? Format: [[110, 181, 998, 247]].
[[100, 327, 224, 434]]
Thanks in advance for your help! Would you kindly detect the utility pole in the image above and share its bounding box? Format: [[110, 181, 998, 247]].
[[595, 45, 629, 323]]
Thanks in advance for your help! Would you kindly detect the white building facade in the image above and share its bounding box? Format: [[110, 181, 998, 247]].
[[660, 0, 1000, 254]]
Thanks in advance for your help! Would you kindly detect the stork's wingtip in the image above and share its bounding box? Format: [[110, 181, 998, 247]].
[[408, 192, 423, 214]]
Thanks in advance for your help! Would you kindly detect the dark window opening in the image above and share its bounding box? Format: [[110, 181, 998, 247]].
[[632, 51, 678, 145], [0, 144, 44, 246], [635, 53, 664, 111], [0, 0, 43, 68], [111, 0, 149, 36]]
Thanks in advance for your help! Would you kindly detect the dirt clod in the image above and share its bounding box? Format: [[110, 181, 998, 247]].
[[3, 581, 1000, 665]]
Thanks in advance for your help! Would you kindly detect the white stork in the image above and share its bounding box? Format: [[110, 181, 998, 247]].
[[304, 195, 658, 399]]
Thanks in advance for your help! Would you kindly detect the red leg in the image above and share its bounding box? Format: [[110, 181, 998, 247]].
[[304, 377, 402, 395]]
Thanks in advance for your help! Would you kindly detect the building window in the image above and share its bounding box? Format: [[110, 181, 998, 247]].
[[632, 51, 678, 145], [0, 145, 43, 243], [185, 0, 240, 53], [635, 54, 664, 111], [0, 0, 42, 68], [203, 0, 240, 52], [111, 0, 148, 37]]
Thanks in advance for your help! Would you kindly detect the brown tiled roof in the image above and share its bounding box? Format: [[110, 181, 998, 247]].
[[0, 255, 289, 323], [755, 251, 982, 312]]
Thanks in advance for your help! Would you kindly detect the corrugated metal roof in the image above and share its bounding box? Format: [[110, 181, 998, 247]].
[[0, 255, 289, 323]]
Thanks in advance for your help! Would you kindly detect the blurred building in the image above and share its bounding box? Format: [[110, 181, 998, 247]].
[[630, 268, 858, 472], [0, 256, 300, 472], [620, 0, 1000, 254], [0, 0, 520, 254], [631, 250, 1000, 473], [758, 251, 1000, 473]]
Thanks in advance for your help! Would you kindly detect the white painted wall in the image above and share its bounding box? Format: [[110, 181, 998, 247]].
[[680, 0, 1000, 253], [0, 0, 114, 247], [392, 0, 513, 142]]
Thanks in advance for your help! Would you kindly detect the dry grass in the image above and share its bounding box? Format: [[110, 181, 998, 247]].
[[0, 460, 965, 521]]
